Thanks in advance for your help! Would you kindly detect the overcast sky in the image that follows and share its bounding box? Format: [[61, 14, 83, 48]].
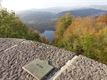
[[1, 0, 107, 11]]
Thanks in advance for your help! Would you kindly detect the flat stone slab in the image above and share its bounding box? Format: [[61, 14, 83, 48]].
[[55, 55, 107, 80], [22, 59, 54, 80]]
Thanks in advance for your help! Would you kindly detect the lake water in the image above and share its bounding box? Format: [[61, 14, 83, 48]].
[[42, 30, 55, 42]]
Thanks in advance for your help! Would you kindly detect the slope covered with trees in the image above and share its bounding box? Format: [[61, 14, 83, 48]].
[[0, 9, 41, 41], [54, 14, 107, 64]]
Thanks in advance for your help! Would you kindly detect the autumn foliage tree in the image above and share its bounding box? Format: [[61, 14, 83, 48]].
[[96, 14, 107, 24], [54, 14, 73, 47], [54, 14, 107, 64]]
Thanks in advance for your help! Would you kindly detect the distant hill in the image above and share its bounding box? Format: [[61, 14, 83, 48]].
[[17, 11, 56, 32], [58, 8, 107, 17], [17, 11, 56, 24], [16, 8, 107, 32]]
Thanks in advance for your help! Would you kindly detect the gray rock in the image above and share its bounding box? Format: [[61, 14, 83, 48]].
[[0, 38, 107, 80], [0, 38, 75, 80], [56, 55, 107, 80]]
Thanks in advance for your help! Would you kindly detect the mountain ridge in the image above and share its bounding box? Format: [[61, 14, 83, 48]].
[[58, 8, 107, 17], [16, 8, 107, 32]]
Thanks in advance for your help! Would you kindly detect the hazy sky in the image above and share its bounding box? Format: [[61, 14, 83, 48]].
[[1, 0, 107, 11]]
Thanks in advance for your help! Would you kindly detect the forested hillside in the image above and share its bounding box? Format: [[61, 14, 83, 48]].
[[0, 8, 107, 65], [17, 8, 107, 32], [0, 9, 41, 41], [53, 14, 107, 64]]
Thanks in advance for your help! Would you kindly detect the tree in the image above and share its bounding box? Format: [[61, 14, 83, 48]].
[[96, 14, 107, 24], [53, 14, 107, 64], [0, 8, 40, 41], [54, 13, 73, 45]]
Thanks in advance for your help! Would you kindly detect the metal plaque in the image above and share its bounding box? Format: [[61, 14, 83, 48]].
[[22, 59, 54, 80]]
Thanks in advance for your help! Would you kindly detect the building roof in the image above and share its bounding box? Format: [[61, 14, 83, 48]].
[[0, 38, 107, 80]]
